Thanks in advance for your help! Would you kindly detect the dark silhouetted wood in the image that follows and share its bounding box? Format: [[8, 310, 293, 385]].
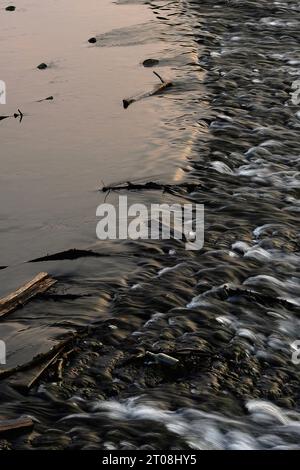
[[0, 272, 56, 319]]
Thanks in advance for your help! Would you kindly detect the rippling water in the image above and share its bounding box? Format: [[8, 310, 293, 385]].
[[1, 0, 300, 450]]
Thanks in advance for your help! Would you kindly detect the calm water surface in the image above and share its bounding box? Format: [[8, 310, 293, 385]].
[[0, 0, 197, 266]]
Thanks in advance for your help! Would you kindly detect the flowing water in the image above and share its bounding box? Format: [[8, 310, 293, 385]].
[[0, 0, 300, 450]]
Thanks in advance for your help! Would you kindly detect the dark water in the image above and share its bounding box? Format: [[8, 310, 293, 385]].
[[1, 0, 300, 450]]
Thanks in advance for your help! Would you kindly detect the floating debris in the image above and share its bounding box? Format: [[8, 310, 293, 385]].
[[88, 37, 97, 44], [0, 109, 24, 123], [101, 180, 201, 195], [37, 96, 54, 103], [5, 5, 16, 11], [14, 108, 23, 123], [0, 272, 56, 319], [6, 334, 79, 390], [123, 71, 172, 109]]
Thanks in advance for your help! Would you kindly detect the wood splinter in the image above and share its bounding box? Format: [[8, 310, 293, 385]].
[[123, 71, 173, 109]]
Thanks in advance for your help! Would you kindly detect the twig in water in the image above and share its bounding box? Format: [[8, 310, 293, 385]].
[[100, 180, 202, 195], [153, 71, 165, 84], [123, 71, 173, 109], [1, 109, 24, 123]]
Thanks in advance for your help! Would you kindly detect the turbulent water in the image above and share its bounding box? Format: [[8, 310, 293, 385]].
[[1, 0, 300, 450]]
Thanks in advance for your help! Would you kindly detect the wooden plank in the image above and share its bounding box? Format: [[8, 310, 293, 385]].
[[0, 272, 56, 319], [7, 344, 70, 391], [0, 417, 34, 436], [0, 333, 77, 382]]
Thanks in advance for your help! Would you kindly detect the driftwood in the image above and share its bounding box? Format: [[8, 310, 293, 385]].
[[101, 180, 201, 195], [37, 96, 53, 103], [7, 348, 65, 391], [16, 109, 24, 122], [7, 343, 75, 390], [0, 109, 23, 123], [0, 272, 56, 319], [123, 71, 172, 109], [0, 417, 34, 436], [1, 333, 78, 386]]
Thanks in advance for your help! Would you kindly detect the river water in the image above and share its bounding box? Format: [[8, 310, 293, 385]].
[[0, 0, 199, 267], [0, 0, 300, 451]]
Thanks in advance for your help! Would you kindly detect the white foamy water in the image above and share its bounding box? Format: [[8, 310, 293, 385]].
[[79, 397, 300, 450]]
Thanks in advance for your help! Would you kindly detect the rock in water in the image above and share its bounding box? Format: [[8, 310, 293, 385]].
[[88, 37, 97, 44], [5, 5, 16, 11], [37, 63, 48, 70], [143, 58, 160, 67]]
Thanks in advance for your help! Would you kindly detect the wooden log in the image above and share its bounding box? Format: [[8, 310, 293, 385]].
[[0, 417, 34, 436], [101, 181, 201, 194], [0, 272, 56, 319], [123, 71, 173, 109]]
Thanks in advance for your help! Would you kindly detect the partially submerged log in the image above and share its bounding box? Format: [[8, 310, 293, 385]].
[[0, 272, 56, 319], [123, 71, 173, 109], [0, 333, 78, 385], [0, 417, 33, 437], [101, 180, 201, 195], [6, 336, 77, 390], [7, 348, 65, 391]]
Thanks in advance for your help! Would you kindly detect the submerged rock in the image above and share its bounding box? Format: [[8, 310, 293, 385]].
[[143, 58, 160, 67], [37, 63, 48, 70]]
